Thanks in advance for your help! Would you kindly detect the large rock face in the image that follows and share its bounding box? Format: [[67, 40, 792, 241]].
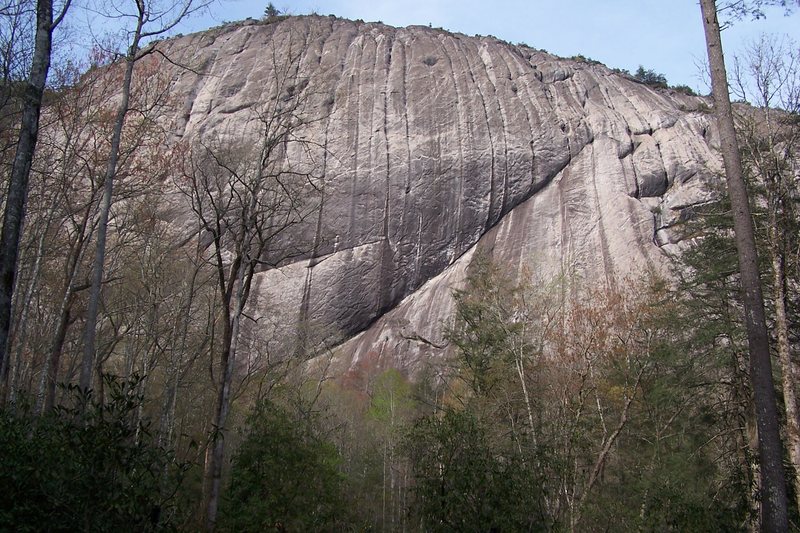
[[147, 16, 720, 374]]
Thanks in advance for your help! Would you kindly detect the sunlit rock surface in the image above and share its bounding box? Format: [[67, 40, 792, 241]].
[[146, 16, 720, 374]]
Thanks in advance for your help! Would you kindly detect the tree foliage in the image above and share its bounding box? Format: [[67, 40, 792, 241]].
[[219, 399, 350, 532], [0, 375, 186, 531], [403, 409, 548, 532], [634, 65, 668, 88], [263, 2, 280, 19], [401, 256, 751, 530]]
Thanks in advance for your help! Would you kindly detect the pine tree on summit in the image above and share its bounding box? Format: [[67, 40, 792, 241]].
[[263, 2, 280, 19]]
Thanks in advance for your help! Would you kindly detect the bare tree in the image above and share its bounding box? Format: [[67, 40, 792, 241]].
[[0, 0, 33, 138], [79, 0, 208, 392], [178, 49, 322, 527], [732, 33, 800, 516], [0, 0, 70, 386], [21, 57, 122, 410], [0, 50, 173, 409]]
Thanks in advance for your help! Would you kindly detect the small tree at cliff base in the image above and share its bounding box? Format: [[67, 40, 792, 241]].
[[219, 398, 349, 531]]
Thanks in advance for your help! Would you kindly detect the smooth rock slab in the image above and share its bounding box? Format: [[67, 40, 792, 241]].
[[137, 16, 720, 372]]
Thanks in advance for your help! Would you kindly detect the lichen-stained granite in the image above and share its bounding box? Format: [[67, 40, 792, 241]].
[[146, 15, 721, 374]]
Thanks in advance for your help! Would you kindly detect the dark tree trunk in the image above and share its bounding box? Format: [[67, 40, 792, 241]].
[[43, 302, 71, 412], [0, 0, 55, 380], [699, 1, 788, 530]]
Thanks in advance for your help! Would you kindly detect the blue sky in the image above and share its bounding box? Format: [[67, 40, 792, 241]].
[[171, 0, 798, 93]]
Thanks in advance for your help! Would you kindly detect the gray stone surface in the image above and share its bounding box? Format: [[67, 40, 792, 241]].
[[143, 16, 721, 374]]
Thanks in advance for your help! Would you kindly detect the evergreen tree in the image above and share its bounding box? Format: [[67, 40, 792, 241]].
[[219, 399, 350, 531], [263, 2, 279, 19]]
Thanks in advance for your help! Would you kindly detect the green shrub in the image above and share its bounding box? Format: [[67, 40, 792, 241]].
[[219, 399, 350, 531], [0, 376, 185, 532], [671, 84, 697, 96], [570, 54, 602, 66], [403, 410, 548, 532]]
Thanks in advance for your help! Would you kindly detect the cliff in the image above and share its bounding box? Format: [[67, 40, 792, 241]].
[[142, 15, 720, 374]]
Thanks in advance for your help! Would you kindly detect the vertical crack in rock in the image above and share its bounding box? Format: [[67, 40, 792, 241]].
[[460, 40, 497, 232], [588, 142, 617, 289], [363, 33, 378, 243], [443, 37, 476, 254], [497, 46, 538, 196], [557, 167, 573, 291], [395, 35, 420, 289], [397, 36, 412, 197], [378, 33, 395, 315], [173, 51, 219, 139], [297, 100, 332, 354], [652, 137, 670, 192], [439, 35, 466, 262], [480, 43, 512, 220], [345, 36, 364, 248]]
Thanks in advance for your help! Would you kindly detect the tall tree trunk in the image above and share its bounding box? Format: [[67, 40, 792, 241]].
[[762, 98, 800, 515], [699, 2, 788, 529], [0, 0, 56, 378], [42, 304, 71, 411], [80, 20, 143, 391], [10, 217, 48, 403], [41, 227, 88, 412], [203, 259, 246, 530], [203, 320, 238, 530], [769, 221, 800, 514]]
